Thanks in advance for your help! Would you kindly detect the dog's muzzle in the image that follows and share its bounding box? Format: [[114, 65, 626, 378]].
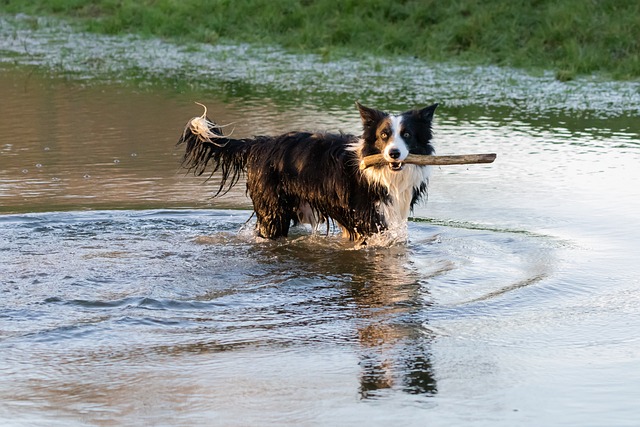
[[386, 148, 405, 171]]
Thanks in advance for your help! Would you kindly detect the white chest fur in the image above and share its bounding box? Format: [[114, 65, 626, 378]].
[[362, 164, 431, 227]]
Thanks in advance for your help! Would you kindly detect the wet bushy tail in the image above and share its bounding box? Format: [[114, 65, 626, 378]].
[[177, 105, 253, 196]]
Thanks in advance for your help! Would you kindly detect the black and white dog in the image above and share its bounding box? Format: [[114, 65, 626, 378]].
[[178, 102, 438, 241]]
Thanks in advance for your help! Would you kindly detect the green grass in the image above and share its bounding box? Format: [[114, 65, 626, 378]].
[[1, 0, 639, 80]]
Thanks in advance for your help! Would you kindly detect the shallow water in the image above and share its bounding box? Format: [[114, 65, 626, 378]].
[[2, 45, 640, 426]]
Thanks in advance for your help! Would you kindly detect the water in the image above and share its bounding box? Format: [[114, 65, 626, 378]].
[[2, 33, 640, 427]]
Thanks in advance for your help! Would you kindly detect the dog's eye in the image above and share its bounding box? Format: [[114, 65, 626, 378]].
[[380, 132, 388, 139], [402, 132, 411, 139]]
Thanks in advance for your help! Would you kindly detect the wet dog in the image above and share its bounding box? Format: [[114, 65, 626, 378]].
[[178, 102, 437, 241]]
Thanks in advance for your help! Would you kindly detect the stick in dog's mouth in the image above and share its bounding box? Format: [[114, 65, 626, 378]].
[[360, 153, 497, 170]]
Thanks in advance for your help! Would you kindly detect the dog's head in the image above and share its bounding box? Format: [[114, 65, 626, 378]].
[[356, 102, 437, 171]]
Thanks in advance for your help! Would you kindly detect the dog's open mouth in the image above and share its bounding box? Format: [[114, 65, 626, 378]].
[[389, 162, 404, 171]]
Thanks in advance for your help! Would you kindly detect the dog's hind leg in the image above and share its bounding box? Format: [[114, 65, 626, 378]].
[[246, 168, 294, 239], [254, 208, 292, 239], [251, 193, 293, 239]]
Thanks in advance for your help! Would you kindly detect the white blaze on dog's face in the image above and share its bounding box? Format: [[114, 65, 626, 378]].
[[379, 115, 410, 169]]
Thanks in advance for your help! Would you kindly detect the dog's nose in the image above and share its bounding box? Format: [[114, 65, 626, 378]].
[[388, 148, 401, 159]]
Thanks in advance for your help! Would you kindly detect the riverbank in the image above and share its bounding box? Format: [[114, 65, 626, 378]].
[[1, 0, 639, 81], [2, 14, 640, 121]]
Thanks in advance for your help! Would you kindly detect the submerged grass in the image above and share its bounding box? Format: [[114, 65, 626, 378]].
[[1, 0, 639, 80]]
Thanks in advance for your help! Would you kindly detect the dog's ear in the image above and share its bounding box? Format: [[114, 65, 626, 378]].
[[417, 103, 439, 122], [356, 101, 386, 127]]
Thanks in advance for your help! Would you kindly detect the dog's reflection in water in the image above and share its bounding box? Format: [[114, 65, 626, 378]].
[[346, 247, 438, 399]]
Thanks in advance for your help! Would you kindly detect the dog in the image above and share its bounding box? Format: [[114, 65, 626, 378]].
[[178, 102, 438, 241]]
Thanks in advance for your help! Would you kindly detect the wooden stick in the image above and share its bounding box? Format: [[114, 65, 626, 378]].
[[359, 153, 497, 170]]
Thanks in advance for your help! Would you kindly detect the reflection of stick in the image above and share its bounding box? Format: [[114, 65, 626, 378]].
[[359, 153, 497, 170]]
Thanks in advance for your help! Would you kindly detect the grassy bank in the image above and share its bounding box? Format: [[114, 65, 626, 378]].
[[1, 0, 639, 81]]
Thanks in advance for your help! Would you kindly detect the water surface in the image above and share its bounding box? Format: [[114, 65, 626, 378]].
[[1, 55, 640, 426]]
